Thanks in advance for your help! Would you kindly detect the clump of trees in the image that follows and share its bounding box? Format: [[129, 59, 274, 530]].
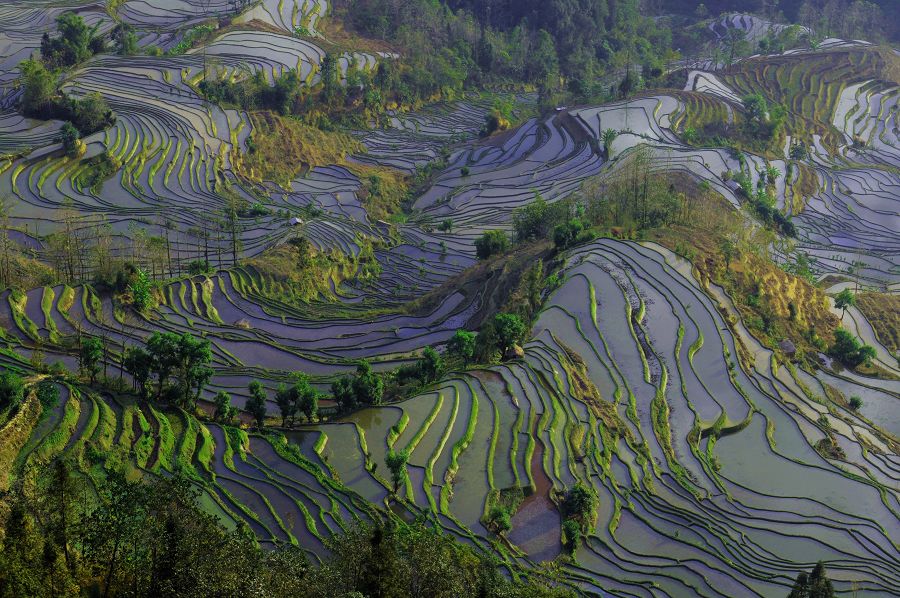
[[742, 94, 787, 146], [0, 461, 309, 597], [20, 14, 115, 135], [332, 359, 385, 412], [828, 328, 876, 369], [21, 59, 115, 135], [475, 230, 510, 260], [561, 482, 597, 554], [1, 459, 574, 597], [788, 561, 836, 598], [474, 312, 528, 362], [275, 373, 323, 426], [123, 332, 213, 410], [0, 371, 26, 414], [40, 12, 105, 69]]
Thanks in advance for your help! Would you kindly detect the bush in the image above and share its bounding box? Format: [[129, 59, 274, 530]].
[[553, 219, 584, 250], [828, 328, 877, 368], [0, 371, 25, 412], [562, 518, 581, 553], [474, 230, 509, 259], [74, 151, 121, 193], [60, 122, 81, 157], [40, 12, 104, 68]]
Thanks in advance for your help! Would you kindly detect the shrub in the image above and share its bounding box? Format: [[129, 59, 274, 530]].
[[493, 313, 526, 356], [553, 219, 584, 250], [562, 518, 581, 553], [447, 330, 476, 365], [0, 371, 25, 412], [474, 230, 509, 259], [60, 122, 81, 157], [828, 328, 877, 368]]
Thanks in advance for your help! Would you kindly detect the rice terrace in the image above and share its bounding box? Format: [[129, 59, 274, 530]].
[[0, 0, 898, 596]]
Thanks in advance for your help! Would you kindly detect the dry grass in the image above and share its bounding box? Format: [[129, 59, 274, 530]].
[[347, 163, 410, 222], [646, 186, 839, 359], [237, 111, 362, 187], [856, 292, 900, 354]]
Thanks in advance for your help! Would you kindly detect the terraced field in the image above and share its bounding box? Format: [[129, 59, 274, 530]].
[[1, 5, 898, 597]]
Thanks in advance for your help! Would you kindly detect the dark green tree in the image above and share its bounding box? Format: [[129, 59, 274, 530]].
[[247, 380, 268, 429], [60, 122, 81, 157], [146, 332, 181, 400], [0, 371, 25, 411], [447, 329, 476, 365], [213, 390, 236, 423], [299, 386, 319, 423], [493, 313, 527, 356], [474, 230, 509, 259], [275, 383, 297, 427], [123, 346, 152, 398], [385, 449, 409, 494], [79, 336, 103, 384], [353, 360, 384, 406], [332, 375, 356, 413], [834, 288, 855, 316], [417, 346, 444, 384], [20, 59, 56, 116]]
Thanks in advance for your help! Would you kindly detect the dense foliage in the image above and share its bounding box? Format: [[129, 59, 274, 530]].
[[0, 460, 574, 597], [336, 0, 673, 103]]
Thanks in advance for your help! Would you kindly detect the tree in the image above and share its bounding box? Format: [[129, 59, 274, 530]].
[[113, 23, 138, 56], [321, 52, 341, 104], [385, 449, 409, 494], [789, 561, 836, 598], [353, 360, 384, 406], [213, 391, 236, 423], [553, 219, 584, 250], [828, 328, 877, 368], [563, 482, 597, 532], [474, 230, 509, 259], [493, 313, 527, 356], [0, 371, 25, 411], [562, 518, 581, 553], [849, 396, 863, 411], [719, 236, 738, 270], [488, 505, 512, 534], [128, 268, 152, 311], [332, 376, 356, 413], [447, 330, 476, 365], [123, 346, 152, 398], [172, 333, 213, 410], [70, 92, 114, 136], [512, 193, 550, 242], [417, 346, 444, 384], [602, 128, 618, 156], [299, 387, 319, 423], [60, 122, 81, 158], [275, 383, 297, 427], [20, 58, 57, 116], [146, 332, 180, 400], [788, 572, 810, 598], [247, 380, 268, 429], [79, 336, 103, 384], [834, 288, 855, 316], [41, 12, 102, 68]]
